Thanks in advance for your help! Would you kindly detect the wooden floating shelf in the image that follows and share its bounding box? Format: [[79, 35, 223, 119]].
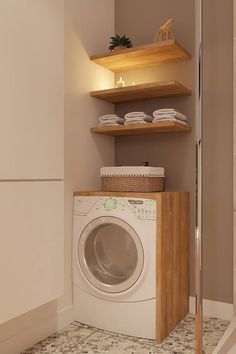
[[90, 81, 192, 104], [91, 121, 191, 136], [90, 40, 191, 72]]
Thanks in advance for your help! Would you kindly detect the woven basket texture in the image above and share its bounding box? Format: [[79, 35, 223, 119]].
[[102, 176, 164, 192]]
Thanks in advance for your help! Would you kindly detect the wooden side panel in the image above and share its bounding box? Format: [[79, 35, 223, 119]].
[[156, 192, 189, 343]]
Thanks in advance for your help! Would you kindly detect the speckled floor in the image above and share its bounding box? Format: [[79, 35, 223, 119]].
[[22, 314, 229, 354]]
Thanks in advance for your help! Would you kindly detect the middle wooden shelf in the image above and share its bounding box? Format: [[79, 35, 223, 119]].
[[90, 81, 192, 104]]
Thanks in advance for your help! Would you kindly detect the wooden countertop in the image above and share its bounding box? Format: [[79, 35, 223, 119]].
[[73, 191, 189, 199]]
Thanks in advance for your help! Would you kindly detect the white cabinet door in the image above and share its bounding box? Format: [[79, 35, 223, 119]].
[[0, 0, 64, 179], [0, 181, 64, 324]]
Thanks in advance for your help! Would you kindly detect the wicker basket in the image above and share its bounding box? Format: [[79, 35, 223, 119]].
[[101, 166, 165, 192], [102, 176, 164, 192]]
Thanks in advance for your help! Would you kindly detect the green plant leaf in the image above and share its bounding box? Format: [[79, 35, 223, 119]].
[[109, 34, 132, 50]]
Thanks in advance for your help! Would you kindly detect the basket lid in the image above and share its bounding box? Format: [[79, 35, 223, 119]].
[[100, 166, 165, 178]]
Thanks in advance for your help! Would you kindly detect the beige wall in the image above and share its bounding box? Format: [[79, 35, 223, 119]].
[[115, 0, 196, 297], [64, 0, 115, 309], [0, 1, 115, 353], [115, 0, 233, 303]]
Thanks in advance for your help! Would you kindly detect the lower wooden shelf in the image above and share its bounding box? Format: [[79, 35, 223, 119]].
[[91, 121, 191, 136]]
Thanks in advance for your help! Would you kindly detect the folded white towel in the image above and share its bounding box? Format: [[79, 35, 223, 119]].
[[153, 113, 187, 121], [124, 117, 147, 123], [98, 117, 125, 127], [125, 112, 153, 121], [124, 120, 148, 126], [99, 116, 125, 124], [153, 109, 185, 115], [99, 117, 125, 124], [99, 122, 121, 127], [154, 108, 176, 114], [153, 109, 187, 121], [125, 114, 153, 123], [125, 111, 146, 118], [99, 114, 119, 121], [153, 116, 187, 125]]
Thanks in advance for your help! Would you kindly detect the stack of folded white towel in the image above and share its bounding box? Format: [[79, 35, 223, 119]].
[[99, 114, 125, 127], [98, 110, 188, 128], [153, 109, 188, 125], [124, 112, 153, 125]]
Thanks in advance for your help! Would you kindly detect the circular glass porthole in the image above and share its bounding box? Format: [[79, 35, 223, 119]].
[[78, 217, 144, 293]]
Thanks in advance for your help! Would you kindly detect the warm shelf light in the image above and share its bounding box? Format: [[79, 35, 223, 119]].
[[116, 77, 125, 88]]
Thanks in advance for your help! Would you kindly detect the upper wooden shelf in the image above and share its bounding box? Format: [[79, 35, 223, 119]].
[[90, 81, 192, 104], [90, 40, 191, 72], [91, 121, 191, 136]]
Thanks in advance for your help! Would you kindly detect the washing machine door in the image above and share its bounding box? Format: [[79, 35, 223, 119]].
[[78, 217, 144, 293]]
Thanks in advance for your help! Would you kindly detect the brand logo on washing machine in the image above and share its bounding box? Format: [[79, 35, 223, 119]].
[[128, 200, 143, 205]]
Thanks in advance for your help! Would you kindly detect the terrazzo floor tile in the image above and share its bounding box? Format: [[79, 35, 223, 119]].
[[22, 323, 97, 354], [203, 317, 230, 354], [72, 330, 170, 354], [136, 315, 229, 354], [22, 315, 229, 354]]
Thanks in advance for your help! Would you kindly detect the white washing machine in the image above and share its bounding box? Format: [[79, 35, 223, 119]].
[[73, 195, 157, 339]]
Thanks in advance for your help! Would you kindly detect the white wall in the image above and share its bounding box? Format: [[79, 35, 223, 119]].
[[0, 1, 115, 353]]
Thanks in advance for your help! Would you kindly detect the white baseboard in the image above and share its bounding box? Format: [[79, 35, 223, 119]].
[[0, 298, 233, 354], [0, 305, 74, 354], [212, 317, 236, 353], [189, 296, 234, 321], [57, 305, 74, 330]]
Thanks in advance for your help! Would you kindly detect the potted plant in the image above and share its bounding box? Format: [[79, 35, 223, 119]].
[[109, 35, 133, 52]]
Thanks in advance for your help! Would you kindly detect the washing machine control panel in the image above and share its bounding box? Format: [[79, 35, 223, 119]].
[[74, 197, 98, 216], [126, 199, 156, 220], [74, 197, 156, 220], [95, 197, 156, 220], [95, 198, 126, 212], [103, 198, 117, 211]]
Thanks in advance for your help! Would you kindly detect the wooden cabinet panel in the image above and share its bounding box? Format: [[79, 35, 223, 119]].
[[74, 191, 190, 342], [0, 0, 64, 179], [0, 181, 64, 324]]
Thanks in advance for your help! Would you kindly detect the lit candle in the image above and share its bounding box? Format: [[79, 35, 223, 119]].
[[132, 81, 136, 86], [116, 77, 125, 88]]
